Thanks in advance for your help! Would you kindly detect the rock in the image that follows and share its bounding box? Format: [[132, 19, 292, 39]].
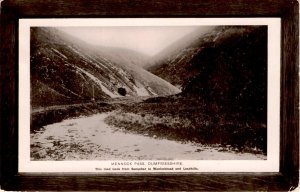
[[38, 149, 47, 158]]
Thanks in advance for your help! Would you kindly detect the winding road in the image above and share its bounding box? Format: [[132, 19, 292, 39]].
[[31, 112, 266, 160]]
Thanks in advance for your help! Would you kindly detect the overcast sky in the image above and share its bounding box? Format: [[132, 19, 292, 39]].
[[58, 26, 212, 56]]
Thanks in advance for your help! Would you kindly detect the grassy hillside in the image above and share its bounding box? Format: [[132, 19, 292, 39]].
[[147, 26, 267, 122], [105, 26, 268, 154], [105, 95, 266, 154], [30, 27, 180, 108], [181, 26, 267, 122], [148, 27, 266, 88]]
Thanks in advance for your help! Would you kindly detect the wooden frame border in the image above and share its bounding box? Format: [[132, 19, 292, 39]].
[[1, 0, 298, 190]]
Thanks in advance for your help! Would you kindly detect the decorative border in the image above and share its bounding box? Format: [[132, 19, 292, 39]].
[[1, 0, 298, 190], [19, 18, 279, 173]]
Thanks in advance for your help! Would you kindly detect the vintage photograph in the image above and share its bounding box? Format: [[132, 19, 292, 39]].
[[29, 25, 267, 161]]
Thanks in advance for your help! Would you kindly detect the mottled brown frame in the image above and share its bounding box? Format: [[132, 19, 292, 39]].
[[1, 0, 298, 190]]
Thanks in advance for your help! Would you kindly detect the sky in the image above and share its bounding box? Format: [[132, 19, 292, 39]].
[[58, 26, 212, 56]]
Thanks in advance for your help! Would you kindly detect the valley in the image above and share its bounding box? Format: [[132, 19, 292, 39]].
[[30, 25, 268, 161]]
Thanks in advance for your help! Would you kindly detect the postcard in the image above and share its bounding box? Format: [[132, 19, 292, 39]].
[[18, 18, 280, 173]]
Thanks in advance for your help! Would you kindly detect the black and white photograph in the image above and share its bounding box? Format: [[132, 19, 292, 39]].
[[16, 18, 282, 173], [29, 24, 268, 161]]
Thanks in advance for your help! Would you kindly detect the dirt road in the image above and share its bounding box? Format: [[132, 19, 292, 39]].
[[31, 112, 266, 160]]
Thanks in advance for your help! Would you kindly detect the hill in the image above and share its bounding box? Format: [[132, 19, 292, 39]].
[[30, 27, 180, 107], [110, 26, 268, 153], [147, 26, 267, 121]]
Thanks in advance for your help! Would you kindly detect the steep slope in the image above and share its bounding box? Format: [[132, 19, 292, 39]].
[[92, 46, 181, 97], [31, 28, 180, 107], [124, 26, 268, 152], [147, 26, 214, 72], [147, 27, 215, 88], [149, 26, 267, 122], [148, 27, 266, 89], [181, 26, 267, 122]]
